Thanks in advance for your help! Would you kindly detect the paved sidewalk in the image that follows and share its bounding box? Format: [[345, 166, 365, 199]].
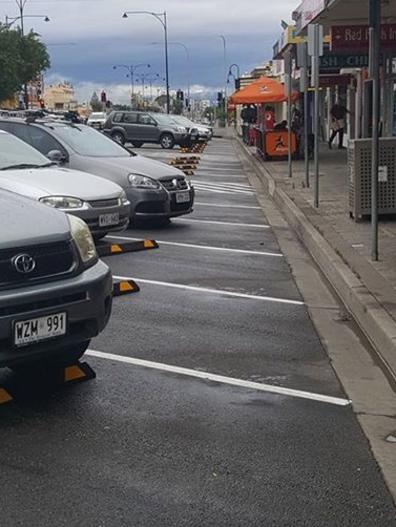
[[237, 136, 396, 379]]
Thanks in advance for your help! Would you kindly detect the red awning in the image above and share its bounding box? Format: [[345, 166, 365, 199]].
[[229, 76, 298, 105]]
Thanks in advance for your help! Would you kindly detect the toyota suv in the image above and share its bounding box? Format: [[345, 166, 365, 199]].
[[0, 190, 112, 370], [103, 111, 190, 149]]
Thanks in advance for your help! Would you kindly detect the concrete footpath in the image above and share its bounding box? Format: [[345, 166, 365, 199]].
[[234, 132, 396, 383]]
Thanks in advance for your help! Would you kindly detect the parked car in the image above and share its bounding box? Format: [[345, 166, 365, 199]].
[[0, 130, 130, 239], [170, 115, 212, 141], [0, 118, 194, 224], [103, 111, 190, 149], [0, 189, 112, 370], [87, 112, 107, 129]]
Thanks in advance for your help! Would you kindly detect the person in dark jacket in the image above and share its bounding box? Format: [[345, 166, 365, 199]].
[[328, 102, 349, 149]]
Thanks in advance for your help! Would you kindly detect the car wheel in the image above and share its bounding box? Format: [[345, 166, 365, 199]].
[[112, 132, 126, 145], [160, 133, 175, 149], [132, 141, 143, 148], [11, 341, 90, 373]]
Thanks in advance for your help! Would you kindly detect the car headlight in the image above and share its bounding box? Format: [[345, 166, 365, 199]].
[[68, 214, 97, 265], [120, 190, 130, 205], [128, 174, 161, 189], [40, 196, 84, 209], [176, 126, 187, 133]]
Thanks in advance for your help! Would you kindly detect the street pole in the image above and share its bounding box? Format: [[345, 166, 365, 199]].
[[308, 23, 322, 208], [123, 11, 170, 114], [219, 35, 227, 127], [314, 25, 320, 208], [285, 49, 293, 179], [369, 0, 381, 261], [163, 11, 170, 114], [298, 42, 310, 188]]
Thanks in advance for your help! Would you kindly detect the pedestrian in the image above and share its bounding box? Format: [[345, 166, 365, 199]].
[[328, 101, 349, 150]]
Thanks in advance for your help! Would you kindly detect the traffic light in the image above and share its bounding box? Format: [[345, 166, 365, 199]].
[[176, 90, 184, 101], [101, 91, 107, 103], [217, 91, 224, 108]]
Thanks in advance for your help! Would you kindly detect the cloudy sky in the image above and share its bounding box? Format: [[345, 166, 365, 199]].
[[0, 0, 297, 103]]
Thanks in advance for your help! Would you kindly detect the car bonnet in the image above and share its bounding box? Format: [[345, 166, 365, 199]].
[[0, 167, 124, 201], [0, 189, 70, 249]]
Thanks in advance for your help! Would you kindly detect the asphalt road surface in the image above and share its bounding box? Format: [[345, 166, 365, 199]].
[[0, 138, 395, 526]]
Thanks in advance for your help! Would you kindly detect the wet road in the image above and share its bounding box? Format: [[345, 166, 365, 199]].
[[0, 138, 395, 526]]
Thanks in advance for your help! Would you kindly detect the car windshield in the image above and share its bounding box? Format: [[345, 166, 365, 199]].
[[0, 132, 51, 170], [150, 113, 178, 126], [48, 124, 132, 157], [89, 113, 106, 119], [172, 116, 191, 126]]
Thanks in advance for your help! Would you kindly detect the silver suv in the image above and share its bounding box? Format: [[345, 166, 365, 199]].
[[103, 111, 190, 149], [0, 190, 112, 370]]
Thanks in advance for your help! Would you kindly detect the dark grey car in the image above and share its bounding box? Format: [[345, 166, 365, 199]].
[[0, 190, 112, 369], [103, 111, 190, 149]]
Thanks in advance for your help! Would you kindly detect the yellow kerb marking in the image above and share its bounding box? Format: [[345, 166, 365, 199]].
[[0, 388, 12, 404], [111, 244, 123, 254], [64, 366, 86, 382]]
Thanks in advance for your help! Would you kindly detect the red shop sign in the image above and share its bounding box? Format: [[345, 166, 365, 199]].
[[331, 24, 396, 51]]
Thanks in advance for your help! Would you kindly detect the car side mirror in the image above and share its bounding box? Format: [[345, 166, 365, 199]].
[[47, 149, 66, 164]]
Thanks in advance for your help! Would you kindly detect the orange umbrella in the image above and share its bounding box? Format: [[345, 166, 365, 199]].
[[229, 76, 298, 105]]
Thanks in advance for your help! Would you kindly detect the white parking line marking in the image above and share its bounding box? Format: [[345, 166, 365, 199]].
[[195, 202, 261, 210], [86, 350, 351, 407], [113, 275, 304, 306], [174, 218, 270, 228], [194, 185, 254, 196], [196, 182, 253, 190], [108, 236, 283, 257], [194, 173, 249, 179]]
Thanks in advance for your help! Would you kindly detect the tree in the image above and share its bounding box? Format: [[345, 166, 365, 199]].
[[90, 91, 102, 112], [0, 25, 50, 103]]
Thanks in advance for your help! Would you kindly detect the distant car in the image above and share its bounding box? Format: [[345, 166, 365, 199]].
[[87, 112, 107, 129], [0, 118, 194, 224], [0, 130, 130, 239], [103, 111, 191, 149], [170, 115, 212, 141], [0, 189, 112, 370]]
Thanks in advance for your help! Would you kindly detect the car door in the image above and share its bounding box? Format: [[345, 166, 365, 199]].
[[137, 113, 159, 142], [120, 112, 138, 141], [3, 123, 69, 162]]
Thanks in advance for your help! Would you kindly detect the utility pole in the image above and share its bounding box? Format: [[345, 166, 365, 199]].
[[308, 23, 323, 208], [219, 35, 227, 127]]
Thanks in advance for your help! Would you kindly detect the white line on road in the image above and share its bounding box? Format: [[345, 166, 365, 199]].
[[174, 218, 269, 228], [113, 275, 304, 305], [194, 173, 249, 179], [196, 182, 252, 189], [86, 350, 351, 407], [193, 187, 240, 195], [194, 185, 254, 196], [195, 202, 261, 210], [108, 235, 283, 257]]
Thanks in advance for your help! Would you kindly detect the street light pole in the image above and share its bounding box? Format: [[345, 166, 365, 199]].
[[151, 41, 191, 113], [7, 2, 50, 109], [219, 35, 227, 127], [369, 0, 381, 261], [123, 11, 170, 114], [113, 63, 150, 109]]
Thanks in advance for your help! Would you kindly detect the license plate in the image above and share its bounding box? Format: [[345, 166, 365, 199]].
[[176, 191, 190, 204], [99, 213, 120, 227], [14, 312, 67, 347]]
